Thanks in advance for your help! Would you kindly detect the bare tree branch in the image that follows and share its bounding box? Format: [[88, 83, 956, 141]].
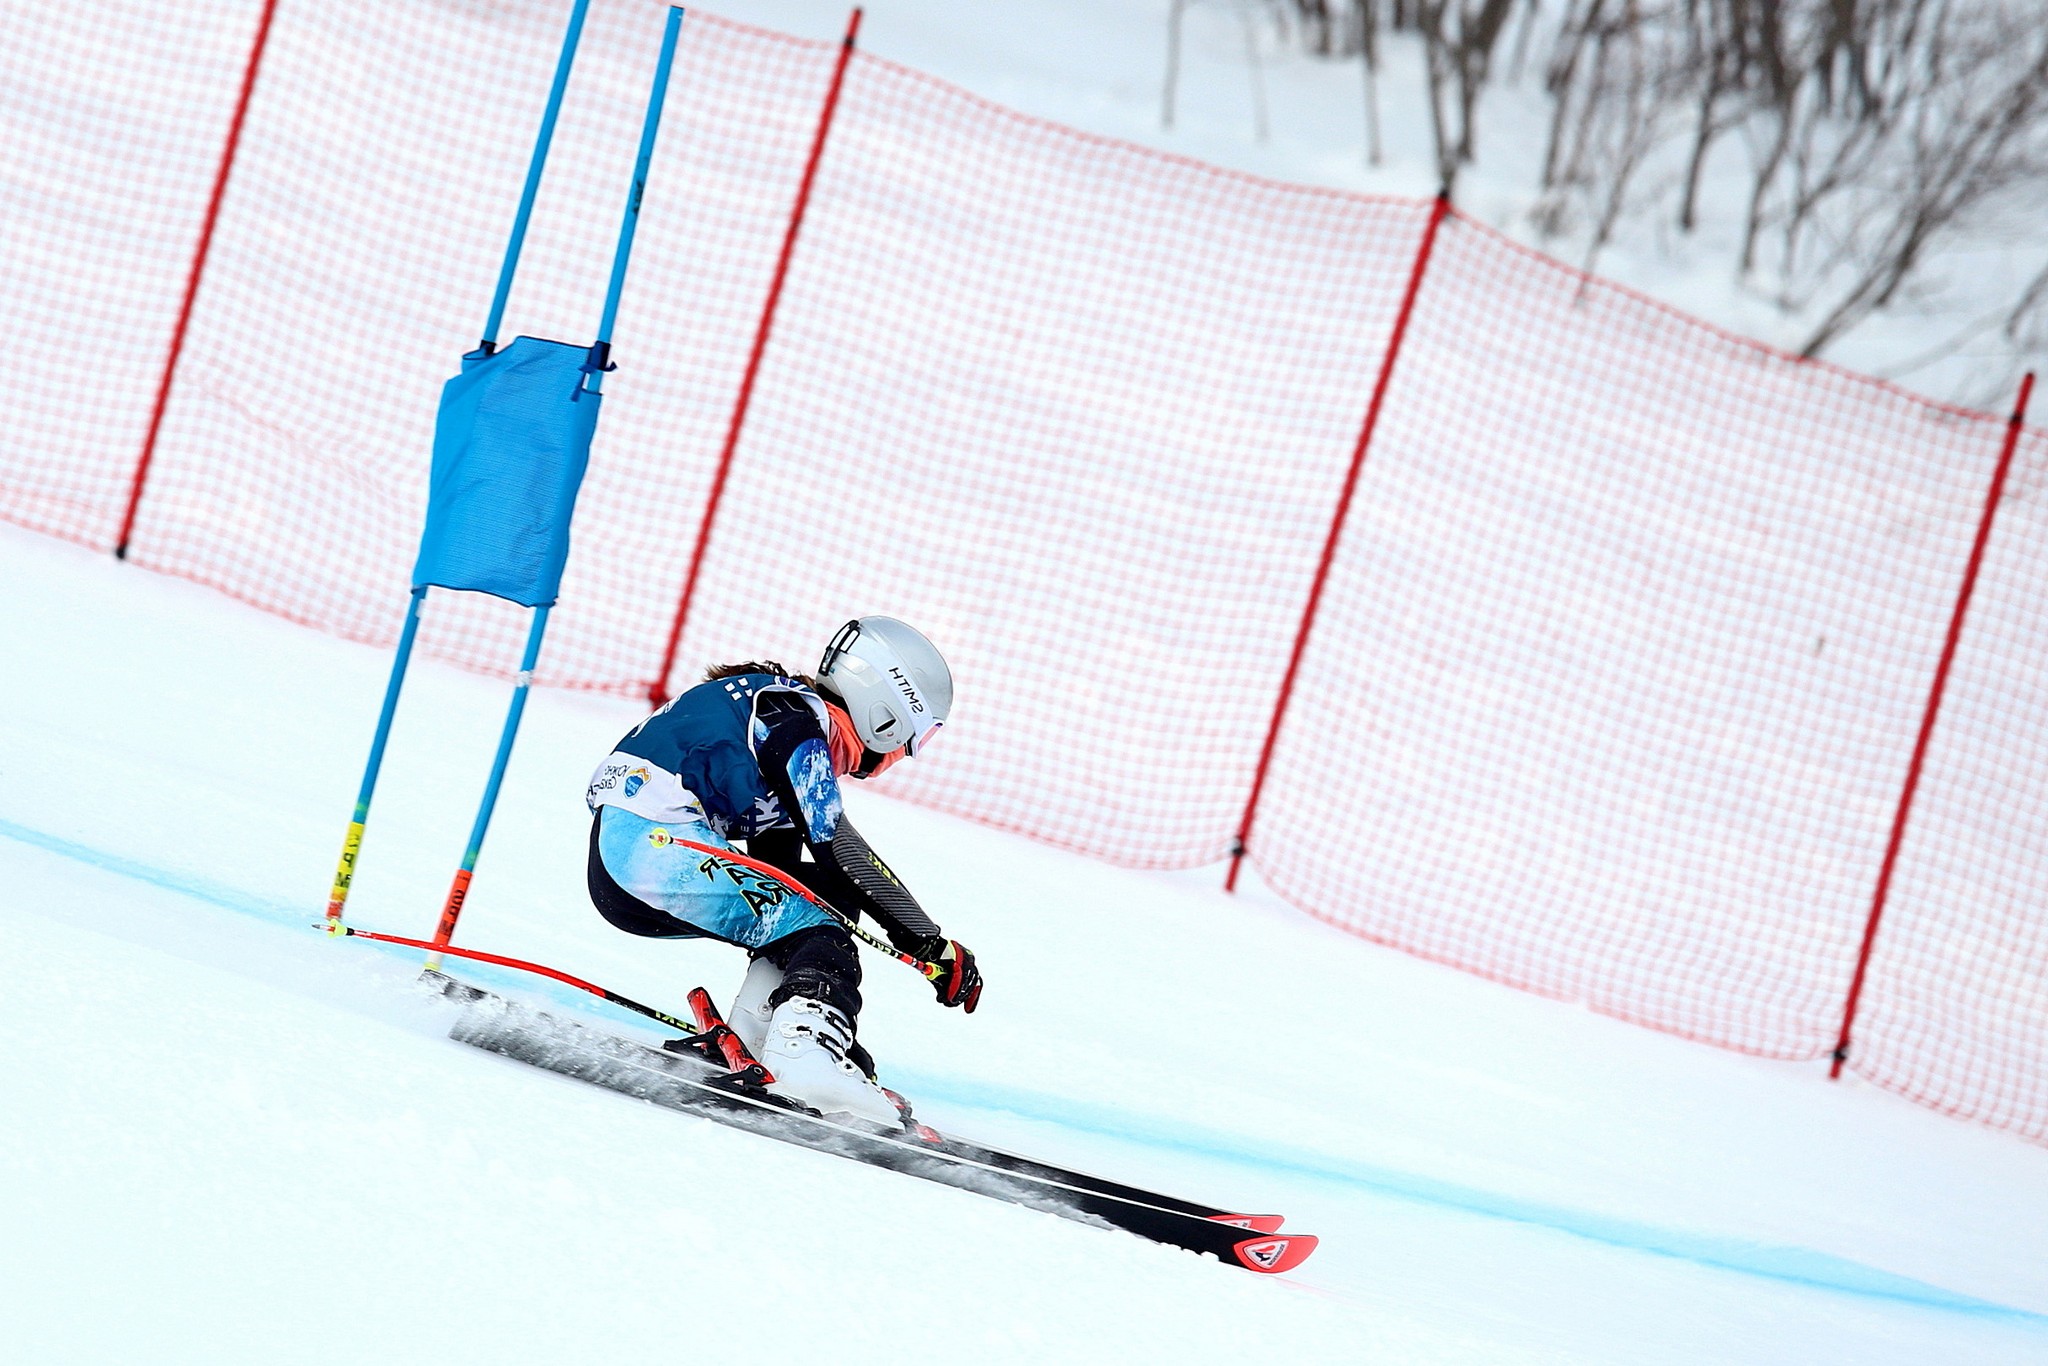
[[1242, 0, 2048, 373]]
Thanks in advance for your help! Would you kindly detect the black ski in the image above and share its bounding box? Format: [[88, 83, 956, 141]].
[[888, 1122, 1285, 1235], [440, 982, 1316, 1273], [682, 986, 1289, 1237]]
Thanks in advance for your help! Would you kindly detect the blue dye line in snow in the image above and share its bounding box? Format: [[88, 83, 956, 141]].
[[885, 1068, 2048, 1325], [0, 816, 587, 1004], [0, 816, 309, 926], [4, 815, 2043, 1326]]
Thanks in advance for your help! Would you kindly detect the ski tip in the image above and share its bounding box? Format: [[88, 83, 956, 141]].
[[1206, 1213, 1285, 1235], [1231, 1232, 1318, 1275]]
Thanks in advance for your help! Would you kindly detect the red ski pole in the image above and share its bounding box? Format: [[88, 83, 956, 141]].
[[659, 835, 946, 983], [322, 920, 700, 1035]]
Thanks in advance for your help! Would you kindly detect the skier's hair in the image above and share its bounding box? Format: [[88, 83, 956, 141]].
[[703, 660, 818, 688]]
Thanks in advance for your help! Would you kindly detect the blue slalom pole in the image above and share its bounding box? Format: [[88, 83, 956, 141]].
[[430, 605, 551, 955], [325, 586, 428, 923], [427, 11, 686, 956], [481, 0, 594, 352], [582, 6, 685, 394]]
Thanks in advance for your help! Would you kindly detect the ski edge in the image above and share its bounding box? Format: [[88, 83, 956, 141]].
[[432, 976, 1319, 1274]]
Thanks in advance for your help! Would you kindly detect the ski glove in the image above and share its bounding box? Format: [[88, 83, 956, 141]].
[[915, 937, 982, 1013]]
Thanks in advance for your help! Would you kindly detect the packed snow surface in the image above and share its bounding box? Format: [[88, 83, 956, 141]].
[[6, 3, 2048, 1361], [4, 526, 2047, 1365]]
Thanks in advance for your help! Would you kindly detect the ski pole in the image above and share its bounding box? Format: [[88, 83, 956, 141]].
[[322, 920, 699, 1035], [662, 836, 946, 983], [832, 909, 945, 983]]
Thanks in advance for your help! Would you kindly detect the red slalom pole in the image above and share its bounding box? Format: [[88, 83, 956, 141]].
[[1830, 371, 2035, 1079], [325, 921, 701, 1036], [646, 8, 863, 709], [115, 0, 280, 559], [332, 823, 942, 998], [1225, 191, 1451, 891]]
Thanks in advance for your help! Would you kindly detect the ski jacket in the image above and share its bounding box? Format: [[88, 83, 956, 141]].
[[588, 673, 942, 952]]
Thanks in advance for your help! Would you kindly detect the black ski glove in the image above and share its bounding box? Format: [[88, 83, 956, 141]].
[[914, 937, 982, 1013]]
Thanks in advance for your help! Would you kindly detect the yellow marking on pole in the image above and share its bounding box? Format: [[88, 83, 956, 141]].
[[325, 820, 366, 921]]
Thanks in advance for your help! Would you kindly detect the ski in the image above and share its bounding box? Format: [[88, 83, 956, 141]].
[[439, 980, 1316, 1273], [881, 1119, 1287, 1236], [684, 985, 1289, 1237]]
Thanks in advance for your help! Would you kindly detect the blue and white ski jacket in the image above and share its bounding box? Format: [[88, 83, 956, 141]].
[[586, 671, 943, 950], [586, 672, 839, 840]]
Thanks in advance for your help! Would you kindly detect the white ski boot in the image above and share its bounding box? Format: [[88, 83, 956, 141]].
[[727, 956, 783, 1060], [760, 996, 899, 1126]]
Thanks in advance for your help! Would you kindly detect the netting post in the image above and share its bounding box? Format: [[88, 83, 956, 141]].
[[113, 0, 279, 561], [1830, 371, 2036, 1079], [1224, 192, 1451, 892], [645, 7, 863, 709]]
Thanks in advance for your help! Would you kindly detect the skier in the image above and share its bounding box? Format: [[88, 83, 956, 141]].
[[583, 616, 981, 1125]]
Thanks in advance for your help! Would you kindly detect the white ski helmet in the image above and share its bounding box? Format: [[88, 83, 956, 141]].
[[816, 616, 952, 757]]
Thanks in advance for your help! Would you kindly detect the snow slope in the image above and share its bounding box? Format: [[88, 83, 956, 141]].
[[4, 520, 2047, 1364], [7, 5, 2047, 1361]]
